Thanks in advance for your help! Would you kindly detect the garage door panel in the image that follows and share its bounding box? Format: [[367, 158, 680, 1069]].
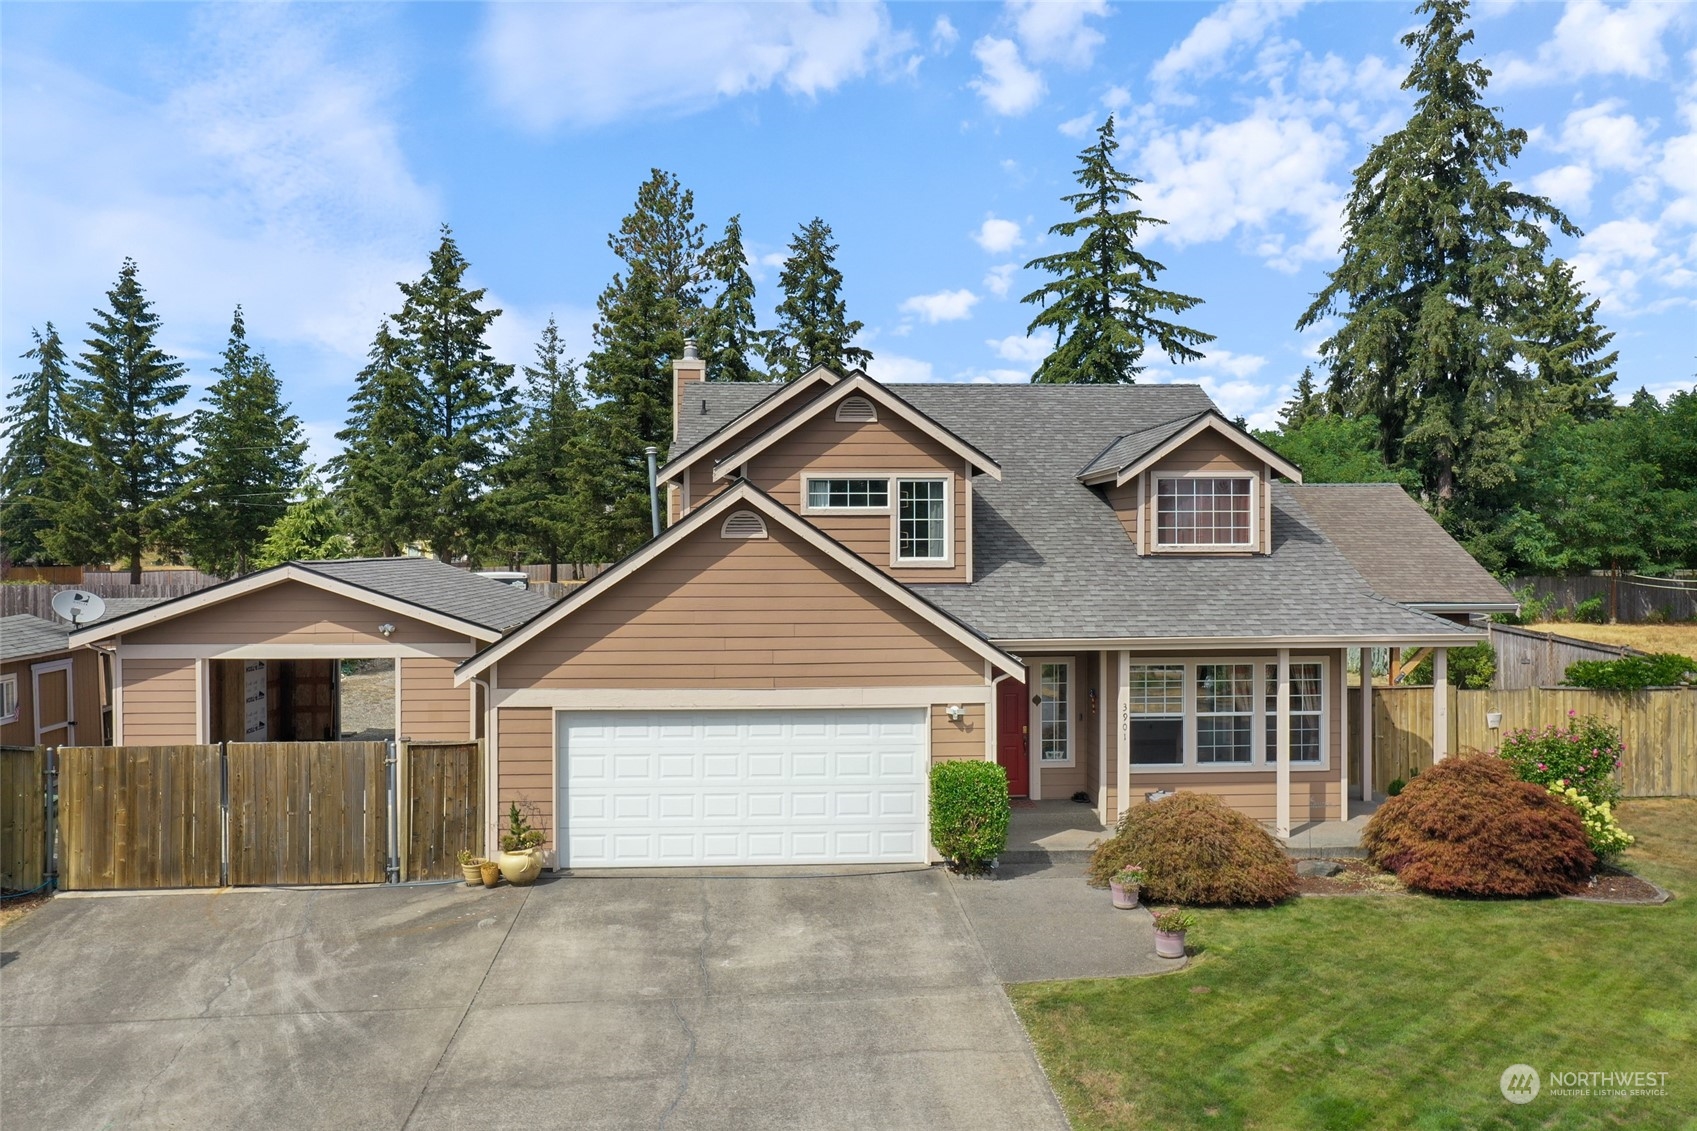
[[560, 708, 929, 868]]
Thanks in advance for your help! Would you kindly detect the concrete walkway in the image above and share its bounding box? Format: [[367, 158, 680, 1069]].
[[1281, 798, 1384, 859], [1003, 799, 1109, 865]]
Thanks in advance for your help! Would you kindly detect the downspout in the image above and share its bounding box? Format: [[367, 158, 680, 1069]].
[[646, 446, 661, 538]]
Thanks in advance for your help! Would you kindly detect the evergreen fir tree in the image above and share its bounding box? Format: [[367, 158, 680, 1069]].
[[501, 317, 592, 582], [331, 320, 429, 556], [0, 324, 75, 565], [391, 225, 518, 565], [1277, 367, 1326, 431], [698, 214, 764, 381], [1022, 116, 1212, 384], [253, 480, 355, 567], [1296, 0, 1616, 519], [766, 217, 872, 381], [53, 259, 189, 580], [182, 307, 307, 577]]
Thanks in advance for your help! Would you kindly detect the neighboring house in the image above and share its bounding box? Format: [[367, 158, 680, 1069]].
[[69, 559, 552, 746], [1, 615, 103, 748], [453, 347, 1514, 869]]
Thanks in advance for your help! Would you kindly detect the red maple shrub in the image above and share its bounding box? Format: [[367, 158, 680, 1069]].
[[1087, 791, 1297, 906], [1362, 754, 1596, 897]]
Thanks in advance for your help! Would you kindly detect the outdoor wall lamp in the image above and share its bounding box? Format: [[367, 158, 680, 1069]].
[[946, 704, 965, 722], [378, 623, 396, 637]]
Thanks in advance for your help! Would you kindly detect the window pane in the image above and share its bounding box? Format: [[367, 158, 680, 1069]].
[[1264, 662, 1323, 762], [1131, 719, 1184, 764], [1197, 664, 1253, 714], [809, 478, 888, 509], [898, 479, 947, 560], [1156, 477, 1253, 547], [1128, 665, 1184, 714], [1265, 715, 1322, 762], [1040, 662, 1069, 762], [1197, 716, 1253, 764]]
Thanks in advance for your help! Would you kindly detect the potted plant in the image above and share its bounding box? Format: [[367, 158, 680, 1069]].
[[479, 858, 500, 887], [457, 849, 483, 887], [1152, 909, 1195, 959], [1109, 865, 1144, 909], [497, 802, 546, 886]]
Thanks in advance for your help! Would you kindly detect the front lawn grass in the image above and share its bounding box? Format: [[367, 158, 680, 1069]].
[[1010, 799, 1696, 1130]]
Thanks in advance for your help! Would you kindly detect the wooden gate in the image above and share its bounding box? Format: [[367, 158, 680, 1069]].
[[57, 745, 223, 890], [227, 741, 389, 885], [402, 741, 481, 880], [1, 746, 47, 891]]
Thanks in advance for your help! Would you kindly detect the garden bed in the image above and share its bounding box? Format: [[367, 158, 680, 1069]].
[[1294, 859, 1404, 896], [1567, 865, 1670, 904]]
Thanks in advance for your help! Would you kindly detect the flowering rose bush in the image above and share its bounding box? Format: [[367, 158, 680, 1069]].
[[1495, 712, 1623, 804], [1548, 785, 1634, 861]]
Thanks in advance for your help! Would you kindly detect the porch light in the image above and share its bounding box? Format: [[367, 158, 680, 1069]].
[[946, 704, 965, 722], [378, 623, 396, 637]]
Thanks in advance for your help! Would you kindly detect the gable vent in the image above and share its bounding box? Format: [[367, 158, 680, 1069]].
[[835, 396, 877, 423], [720, 510, 768, 540]]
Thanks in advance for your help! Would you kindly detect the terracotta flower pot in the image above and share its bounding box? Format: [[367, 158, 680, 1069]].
[[461, 862, 483, 886], [1110, 881, 1139, 909], [479, 860, 501, 887], [497, 848, 544, 886], [1154, 929, 1187, 959]]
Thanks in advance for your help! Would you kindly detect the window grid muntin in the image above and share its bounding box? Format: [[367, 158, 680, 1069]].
[[806, 477, 890, 510], [897, 478, 947, 561], [1039, 662, 1070, 763], [1195, 663, 1254, 764], [1264, 662, 1324, 763], [1156, 476, 1253, 547], [1128, 664, 1185, 765]]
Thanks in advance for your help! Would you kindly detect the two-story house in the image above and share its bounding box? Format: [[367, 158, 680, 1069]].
[[460, 346, 1513, 868]]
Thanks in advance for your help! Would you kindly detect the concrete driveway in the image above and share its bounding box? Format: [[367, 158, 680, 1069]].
[[0, 868, 1069, 1130]]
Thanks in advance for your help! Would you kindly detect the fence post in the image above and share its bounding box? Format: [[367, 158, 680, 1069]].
[[219, 742, 229, 888], [44, 746, 59, 892], [385, 740, 400, 884]]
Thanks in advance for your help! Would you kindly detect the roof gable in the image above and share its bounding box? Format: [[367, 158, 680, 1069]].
[[660, 366, 843, 478], [1079, 411, 1302, 485]]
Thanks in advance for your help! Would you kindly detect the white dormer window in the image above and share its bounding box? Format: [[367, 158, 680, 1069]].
[[835, 396, 877, 423], [719, 510, 768, 539], [1155, 474, 1254, 549]]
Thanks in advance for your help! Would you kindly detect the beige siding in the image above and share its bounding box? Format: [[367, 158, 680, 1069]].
[[1, 650, 104, 747], [497, 518, 986, 690], [123, 579, 468, 647], [1152, 431, 1262, 475], [399, 656, 472, 742], [121, 656, 198, 744], [930, 704, 984, 765], [1030, 655, 1096, 798], [497, 707, 554, 847], [749, 413, 971, 583]]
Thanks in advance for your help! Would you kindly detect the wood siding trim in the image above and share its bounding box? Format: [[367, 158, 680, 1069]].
[[495, 706, 554, 859], [930, 703, 984, 765], [399, 656, 473, 742], [119, 656, 198, 744], [121, 579, 474, 649]]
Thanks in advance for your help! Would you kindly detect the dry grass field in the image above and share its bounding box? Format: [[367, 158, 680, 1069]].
[[1522, 622, 1697, 663]]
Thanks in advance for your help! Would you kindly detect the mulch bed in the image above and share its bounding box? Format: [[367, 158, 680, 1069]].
[[1567, 867, 1670, 904], [1294, 859, 1406, 896]]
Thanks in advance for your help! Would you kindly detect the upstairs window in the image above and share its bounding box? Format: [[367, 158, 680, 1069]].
[[805, 478, 890, 511], [1156, 475, 1253, 548], [896, 478, 948, 562]]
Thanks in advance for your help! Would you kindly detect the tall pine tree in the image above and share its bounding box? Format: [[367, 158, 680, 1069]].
[[391, 225, 518, 565], [54, 259, 189, 581], [698, 214, 763, 381], [1296, 0, 1616, 522], [1022, 116, 1212, 384], [332, 320, 429, 556], [0, 324, 75, 565], [766, 217, 871, 381], [500, 317, 592, 582], [182, 307, 307, 577]]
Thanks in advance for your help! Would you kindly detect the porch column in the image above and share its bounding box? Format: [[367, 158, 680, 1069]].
[[1432, 647, 1449, 762], [1360, 648, 1374, 802], [1097, 649, 1110, 826], [1275, 647, 1291, 839], [1337, 651, 1349, 822], [1116, 650, 1131, 824]]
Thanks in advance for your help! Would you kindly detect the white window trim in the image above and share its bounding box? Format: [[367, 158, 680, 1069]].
[[801, 474, 892, 515], [1127, 656, 1330, 771], [1032, 657, 1077, 768], [0, 673, 18, 725], [891, 473, 955, 569], [1150, 471, 1259, 554]]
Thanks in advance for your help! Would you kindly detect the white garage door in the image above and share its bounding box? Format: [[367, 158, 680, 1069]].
[[558, 708, 928, 868]]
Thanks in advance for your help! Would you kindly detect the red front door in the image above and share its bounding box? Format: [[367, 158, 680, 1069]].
[[996, 678, 1030, 797]]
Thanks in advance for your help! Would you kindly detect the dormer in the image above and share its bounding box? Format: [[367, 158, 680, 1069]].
[[1079, 411, 1302, 556]]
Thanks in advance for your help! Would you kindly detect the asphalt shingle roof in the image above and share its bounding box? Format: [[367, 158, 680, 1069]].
[[1285, 484, 1516, 607], [298, 558, 555, 632], [1076, 412, 1206, 479], [1, 614, 73, 663], [671, 381, 789, 457]]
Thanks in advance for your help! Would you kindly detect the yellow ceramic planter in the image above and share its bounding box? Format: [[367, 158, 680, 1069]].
[[497, 848, 544, 886]]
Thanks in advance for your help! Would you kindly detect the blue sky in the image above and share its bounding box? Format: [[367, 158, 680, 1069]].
[[4, 1, 1694, 470]]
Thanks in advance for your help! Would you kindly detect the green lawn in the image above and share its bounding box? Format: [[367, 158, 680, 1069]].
[[1010, 799, 1697, 1131]]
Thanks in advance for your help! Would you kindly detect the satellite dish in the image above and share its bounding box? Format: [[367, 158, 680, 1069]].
[[51, 589, 107, 627]]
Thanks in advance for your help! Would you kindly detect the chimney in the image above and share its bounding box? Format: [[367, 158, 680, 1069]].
[[673, 338, 705, 443]]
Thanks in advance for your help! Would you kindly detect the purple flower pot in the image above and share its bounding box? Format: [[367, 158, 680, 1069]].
[[1110, 881, 1139, 909], [1155, 929, 1187, 959]]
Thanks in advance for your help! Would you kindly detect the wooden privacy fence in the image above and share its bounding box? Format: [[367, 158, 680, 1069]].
[[1350, 686, 1697, 797], [1486, 624, 1641, 690], [1, 746, 48, 892], [47, 740, 482, 890]]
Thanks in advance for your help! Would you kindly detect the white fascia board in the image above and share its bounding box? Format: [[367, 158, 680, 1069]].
[[709, 375, 1003, 483], [657, 368, 841, 481], [491, 685, 993, 710], [992, 631, 1486, 651], [1113, 415, 1303, 486], [1408, 601, 1519, 613]]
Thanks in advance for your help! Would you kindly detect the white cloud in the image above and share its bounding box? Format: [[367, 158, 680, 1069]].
[[966, 367, 1032, 384], [931, 15, 959, 53], [972, 215, 1024, 253], [900, 288, 980, 323], [1558, 100, 1653, 171], [1496, 0, 1684, 87], [1531, 163, 1598, 213], [1059, 111, 1096, 137], [969, 36, 1045, 115], [477, 2, 909, 129], [1198, 349, 1268, 378], [983, 263, 1018, 297], [1150, 0, 1310, 95], [987, 334, 1049, 363], [868, 353, 934, 382], [1007, 0, 1109, 67], [1103, 85, 1132, 112]]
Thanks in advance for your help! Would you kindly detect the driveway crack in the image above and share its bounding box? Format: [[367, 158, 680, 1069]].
[[658, 876, 710, 1131]]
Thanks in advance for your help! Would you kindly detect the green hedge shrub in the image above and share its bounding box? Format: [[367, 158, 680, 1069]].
[[929, 761, 1009, 870], [1495, 713, 1624, 803], [1563, 653, 1697, 691], [1408, 642, 1497, 689], [1087, 791, 1296, 906], [1362, 755, 1595, 897]]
